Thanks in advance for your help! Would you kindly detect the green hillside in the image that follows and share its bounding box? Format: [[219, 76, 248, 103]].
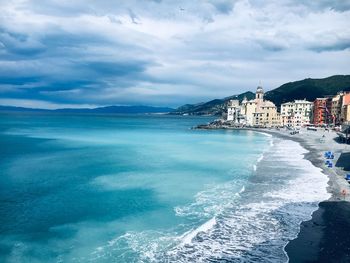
[[265, 75, 350, 107], [173, 75, 350, 116], [172, 91, 255, 115]]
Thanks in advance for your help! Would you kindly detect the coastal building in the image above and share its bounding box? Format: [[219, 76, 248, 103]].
[[341, 92, 350, 123], [331, 92, 344, 125], [241, 86, 279, 127], [241, 96, 256, 125], [313, 97, 332, 126], [227, 99, 240, 122], [280, 102, 293, 127], [280, 100, 313, 128]]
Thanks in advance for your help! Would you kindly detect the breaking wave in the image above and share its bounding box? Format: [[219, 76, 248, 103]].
[[89, 138, 329, 263]]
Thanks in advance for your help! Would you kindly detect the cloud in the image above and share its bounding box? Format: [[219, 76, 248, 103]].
[[0, 29, 46, 57], [0, 0, 349, 108], [299, 0, 350, 12], [210, 0, 235, 14], [308, 38, 350, 52]]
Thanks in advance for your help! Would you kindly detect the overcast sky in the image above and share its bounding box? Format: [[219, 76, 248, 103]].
[[0, 0, 349, 109]]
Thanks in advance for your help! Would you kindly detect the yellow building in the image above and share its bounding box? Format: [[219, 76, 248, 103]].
[[332, 93, 342, 124], [241, 86, 279, 127]]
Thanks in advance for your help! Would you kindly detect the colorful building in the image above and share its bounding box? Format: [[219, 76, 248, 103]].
[[241, 86, 279, 127], [281, 100, 313, 128], [341, 92, 350, 123], [331, 92, 344, 125], [313, 97, 332, 125]]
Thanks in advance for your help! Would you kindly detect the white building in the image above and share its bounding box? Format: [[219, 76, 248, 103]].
[[280, 100, 313, 128], [227, 99, 240, 122]]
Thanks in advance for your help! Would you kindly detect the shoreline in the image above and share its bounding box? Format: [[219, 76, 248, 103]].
[[196, 126, 349, 200], [235, 127, 350, 262], [247, 128, 350, 201]]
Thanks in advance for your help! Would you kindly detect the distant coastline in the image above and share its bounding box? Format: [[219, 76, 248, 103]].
[[0, 105, 174, 114]]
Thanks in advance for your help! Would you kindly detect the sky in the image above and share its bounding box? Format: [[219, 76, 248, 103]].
[[0, 0, 350, 109]]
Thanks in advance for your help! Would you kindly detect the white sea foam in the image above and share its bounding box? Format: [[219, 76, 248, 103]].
[[174, 180, 245, 218], [239, 185, 245, 194], [235, 186, 246, 197], [90, 138, 330, 263], [90, 180, 247, 262], [263, 140, 330, 202], [259, 132, 273, 138], [181, 217, 216, 245], [159, 139, 330, 262], [253, 152, 265, 172]]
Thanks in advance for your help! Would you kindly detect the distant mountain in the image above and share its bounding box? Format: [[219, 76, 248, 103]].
[[3, 75, 349, 116], [173, 75, 350, 116], [264, 75, 350, 107], [0, 105, 174, 114], [0, 106, 47, 112], [171, 91, 255, 116]]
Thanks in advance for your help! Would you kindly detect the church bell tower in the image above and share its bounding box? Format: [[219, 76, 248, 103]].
[[256, 86, 264, 101]]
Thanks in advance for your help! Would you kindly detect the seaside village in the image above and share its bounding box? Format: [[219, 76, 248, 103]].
[[222, 86, 350, 142]]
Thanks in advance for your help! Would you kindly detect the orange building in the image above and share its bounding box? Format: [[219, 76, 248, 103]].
[[343, 92, 350, 105], [313, 97, 332, 125], [341, 93, 350, 123]]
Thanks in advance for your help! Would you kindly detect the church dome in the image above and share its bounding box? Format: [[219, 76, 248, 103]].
[[263, 100, 276, 107]]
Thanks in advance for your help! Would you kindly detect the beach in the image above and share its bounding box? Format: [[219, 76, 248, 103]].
[[254, 128, 350, 262]]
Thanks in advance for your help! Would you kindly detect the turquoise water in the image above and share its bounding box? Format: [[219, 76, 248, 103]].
[[0, 114, 329, 262]]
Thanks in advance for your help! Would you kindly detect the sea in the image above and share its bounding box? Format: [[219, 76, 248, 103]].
[[0, 113, 330, 262]]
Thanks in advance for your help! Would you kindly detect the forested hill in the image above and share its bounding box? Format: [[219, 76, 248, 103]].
[[172, 75, 350, 116], [265, 75, 350, 107], [171, 91, 255, 116]]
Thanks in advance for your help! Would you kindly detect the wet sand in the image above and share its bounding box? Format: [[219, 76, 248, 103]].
[[286, 201, 350, 263]]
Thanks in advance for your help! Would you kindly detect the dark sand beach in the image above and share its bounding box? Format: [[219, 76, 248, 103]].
[[258, 128, 350, 262], [286, 201, 350, 263], [196, 125, 350, 261]]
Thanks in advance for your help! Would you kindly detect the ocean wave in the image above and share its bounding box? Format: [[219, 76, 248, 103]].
[[89, 138, 329, 263], [257, 154, 264, 163], [181, 217, 217, 245], [174, 180, 246, 219], [158, 139, 330, 262], [258, 132, 273, 138]]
